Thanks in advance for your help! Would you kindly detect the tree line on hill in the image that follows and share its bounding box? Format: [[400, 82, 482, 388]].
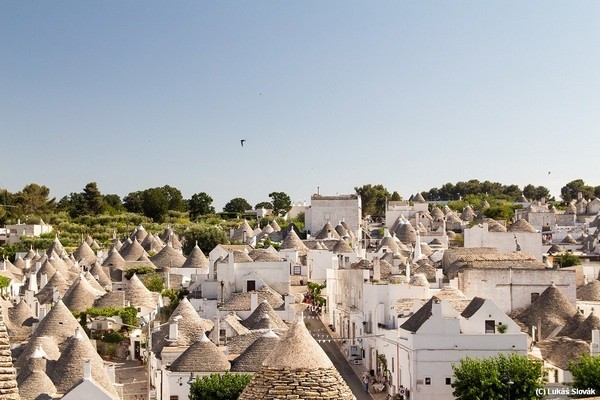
[[0, 183, 294, 224], [1, 178, 598, 227]]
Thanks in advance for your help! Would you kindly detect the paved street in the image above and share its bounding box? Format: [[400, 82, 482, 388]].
[[114, 360, 148, 400], [305, 315, 374, 400]]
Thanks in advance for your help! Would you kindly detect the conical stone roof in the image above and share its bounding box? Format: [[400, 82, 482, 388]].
[[508, 219, 537, 233], [461, 205, 475, 221], [315, 221, 340, 240], [7, 300, 36, 338], [376, 236, 400, 254], [13, 256, 26, 271], [561, 233, 578, 245], [516, 283, 577, 340], [232, 220, 254, 242], [149, 243, 186, 269], [72, 241, 97, 266], [130, 225, 148, 243], [83, 270, 108, 293], [571, 311, 600, 342], [125, 274, 159, 309], [45, 237, 65, 258], [332, 239, 353, 254], [35, 271, 70, 305], [394, 223, 417, 245], [181, 244, 209, 271], [557, 312, 586, 337], [576, 280, 600, 301], [36, 261, 56, 285], [239, 303, 354, 400], [48, 329, 119, 397], [89, 263, 112, 289], [280, 230, 308, 253], [14, 336, 60, 370], [0, 310, 19, 400], [231, 330, 281, 372], [151, 297, 213, 354], [242, 301, 288, 330], [269, 220, 281, 232], [101, 247, 126, 269], [62, 275, 105, 313], [119, 238, 147, 261], [248, 249, 284, 263], [169, 333, 230, 372]]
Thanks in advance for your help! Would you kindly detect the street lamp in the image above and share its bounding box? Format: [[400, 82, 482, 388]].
[[505, 375, 514, 400]]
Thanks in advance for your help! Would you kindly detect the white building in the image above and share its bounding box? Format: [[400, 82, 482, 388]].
[[0, 220, 52, 244], [464, 221, 543, 260], [305, 194, 362, 238], [396, 297, 528, 400]]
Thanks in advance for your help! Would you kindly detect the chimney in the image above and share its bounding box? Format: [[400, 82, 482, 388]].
[[412, 299, 421, 313], [431, 299, 442, 318], [24, 259, 31, 270], [210, 316, 221, 344], [592, 330, 600, 356], [83, 359, 92, 380], [169, 320, 179, 341], [35, 261, 42, 273], [28, 273, 38, 293], [373, 257, 381, 281], [250, 292, 259, 312], [40, 274, 48, 289], [406, 262, 411, 279], [39, 306, 47, 321]]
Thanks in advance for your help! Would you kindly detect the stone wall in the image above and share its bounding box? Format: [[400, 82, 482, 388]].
[[457, 267, 576, 313], [239, 367, 355, 400]]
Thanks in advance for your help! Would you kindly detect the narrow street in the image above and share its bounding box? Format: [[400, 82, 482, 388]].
[[305, 315, 374, 400]]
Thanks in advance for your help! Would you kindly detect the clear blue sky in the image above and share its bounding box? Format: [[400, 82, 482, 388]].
[[2, 1, 599, 209]]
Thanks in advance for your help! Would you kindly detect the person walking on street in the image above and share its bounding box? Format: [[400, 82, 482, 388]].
[[363, 376, 369, 394]]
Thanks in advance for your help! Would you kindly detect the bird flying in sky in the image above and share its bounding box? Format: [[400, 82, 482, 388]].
[[240, 139, 246, 147]]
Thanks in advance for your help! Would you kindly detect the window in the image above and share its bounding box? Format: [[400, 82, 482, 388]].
[[246, 280, 256, 291], [485, 320, 495, 333], [446, 377, 452, 385], [425, 377, 431, 385]]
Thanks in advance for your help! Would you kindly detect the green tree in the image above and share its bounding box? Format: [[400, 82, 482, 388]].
[[0, 275, 11, 297], [254, 201, 273, 210], [522, 185, 551, 201], [569, 355, 600, 394], [390, 191, 402, 201], [160, 185, 186, 212], [141, 188, 170, 222], [452, 354, 543, 400], [269, 191, 292, 216], [483, 203, 515, 221], [189, 372, 252, 400], [183, 225, 228, 254], [561, 179, 595, 202], [124, 266, 164, 292], [82, 182, 105, 215], [355, 184, 390, 217], [223, 197, 251, 214], [103, 194, 124, 213], [14, 183, 56, 217], [555, 253, 581, 268], [123, 191, 144, 214], [189, 192, 215, 220]]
